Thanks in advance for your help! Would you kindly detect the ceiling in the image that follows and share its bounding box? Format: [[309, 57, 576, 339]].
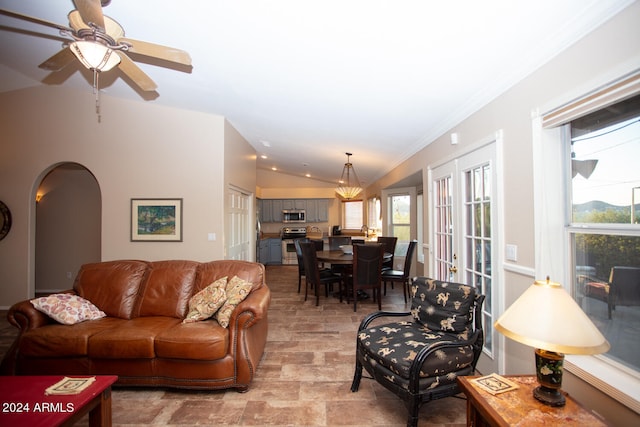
[[0, 0, 634, 188]]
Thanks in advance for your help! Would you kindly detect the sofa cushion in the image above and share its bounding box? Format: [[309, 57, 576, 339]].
[[74, 260, 150, 319], [19, 317, 124, 357], [215, 276, 253, 328], [155, 321, 229, 360], [31, 294, 106, 325], [410, 277, 475, 333], [183, 277, 227, 323], [88, 317, 181, 359], [135, 260, 199, 319]]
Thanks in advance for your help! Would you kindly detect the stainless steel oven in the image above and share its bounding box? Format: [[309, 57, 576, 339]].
[[281, 227, 307, 265], [282, 239, 298, 264]]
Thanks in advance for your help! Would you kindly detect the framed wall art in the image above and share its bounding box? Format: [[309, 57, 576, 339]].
[[131, 198, 183, 242]]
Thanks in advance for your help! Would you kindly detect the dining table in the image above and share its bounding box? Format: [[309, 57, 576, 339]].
[[315, 250, 393, 265], [315, 249, 393, 301]]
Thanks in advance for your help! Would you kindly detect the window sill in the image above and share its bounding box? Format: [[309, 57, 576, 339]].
[[565, 354, 640, 413]]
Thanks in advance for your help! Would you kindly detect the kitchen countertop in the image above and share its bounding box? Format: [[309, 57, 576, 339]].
[[260, 233, 282, 239]]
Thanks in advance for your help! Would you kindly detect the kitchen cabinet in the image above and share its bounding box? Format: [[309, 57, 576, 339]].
[[317, 199, 329, 222], [282, 199, 306, 210], [306, 199, 329, 222], [271, 200, 283, 222], [260, 199, 273, 223], [258, 198, 329, 223], [258, 238, 282, 264], [258, 239, 269, 263]]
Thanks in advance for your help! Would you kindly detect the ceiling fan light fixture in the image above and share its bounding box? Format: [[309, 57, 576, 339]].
[[335, 152, 363, 200], [70, 40, 120, 72]]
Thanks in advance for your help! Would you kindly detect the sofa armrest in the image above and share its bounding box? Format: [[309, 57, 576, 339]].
[[7, 298, 56, 332], [227, 284, 271, 390], [229, 285, 271, 329]]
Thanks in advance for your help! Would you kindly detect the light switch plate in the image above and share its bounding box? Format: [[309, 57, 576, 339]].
[[506, 244, 517, 262]]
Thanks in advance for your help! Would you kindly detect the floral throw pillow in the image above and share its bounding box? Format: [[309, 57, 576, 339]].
[[30, 293, 106, 325], [183, 277, 228, 323], [215, 276, 253, 328]]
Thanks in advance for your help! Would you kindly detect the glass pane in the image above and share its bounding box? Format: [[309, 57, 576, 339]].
[[571, 101, 640, 224], [572, 232, 640, 372], [344, 201, 363, 229], [483, 202, 491, 238], [484, 240, 491, 275], [483, 313, 493, 355], [483, 164, 491, 200], [474, 168, 481, 202], [392, 195, 410, 225]]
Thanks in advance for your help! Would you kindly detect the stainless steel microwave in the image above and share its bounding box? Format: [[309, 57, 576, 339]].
[[282, 210, 306, 223]]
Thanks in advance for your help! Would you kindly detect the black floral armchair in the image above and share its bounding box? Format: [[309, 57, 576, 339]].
[[351, 276, 485, 427]]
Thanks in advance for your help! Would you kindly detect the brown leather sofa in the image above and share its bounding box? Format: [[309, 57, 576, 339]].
[[0, 259, 271, 392]]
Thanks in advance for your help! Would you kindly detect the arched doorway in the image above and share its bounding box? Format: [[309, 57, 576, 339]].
[[35, 163, 101, 295]]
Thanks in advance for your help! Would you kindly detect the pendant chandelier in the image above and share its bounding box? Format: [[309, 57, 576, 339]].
[[335, 152, 363, 200]]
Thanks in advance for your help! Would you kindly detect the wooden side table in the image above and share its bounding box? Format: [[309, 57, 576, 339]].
[[0, 375, 117, 427], [457, 375, 608, 427]]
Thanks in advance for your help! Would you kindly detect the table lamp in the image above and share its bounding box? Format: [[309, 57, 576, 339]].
[[494, 278, 610, 407]]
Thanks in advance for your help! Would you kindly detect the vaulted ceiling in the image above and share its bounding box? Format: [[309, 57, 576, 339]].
[[0, 0, 634, 187]]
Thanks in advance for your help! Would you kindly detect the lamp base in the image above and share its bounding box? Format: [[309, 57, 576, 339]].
[[534, 348, 566, 407], [533, 385, 566, 407]]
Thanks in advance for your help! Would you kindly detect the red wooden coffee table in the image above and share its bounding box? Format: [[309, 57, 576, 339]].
[[0, 375, 118, 427]]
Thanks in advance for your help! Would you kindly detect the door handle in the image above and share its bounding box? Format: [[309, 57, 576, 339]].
[[449, 266, 458, 273]]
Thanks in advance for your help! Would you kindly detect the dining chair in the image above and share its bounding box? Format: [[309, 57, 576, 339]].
[[294, 238, 326, 293], [351, 276, 485, 427], [382, 240, 417, 302], [328, 236, 352, 275], [351, 243, 384, 312], [299, 241, 343, 306], [329, 236, 352, 250], [376, 236, 398, 276]]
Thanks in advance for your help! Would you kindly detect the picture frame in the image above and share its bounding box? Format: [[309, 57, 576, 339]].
[[131, 198, 183, 242]]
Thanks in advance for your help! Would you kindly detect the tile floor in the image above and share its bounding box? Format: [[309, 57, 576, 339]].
[[0, 264, 468, 426]]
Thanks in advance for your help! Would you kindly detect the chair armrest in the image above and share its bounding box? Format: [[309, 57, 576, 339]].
[[408, 329, 482, 393], [358, 310, 412, 331]]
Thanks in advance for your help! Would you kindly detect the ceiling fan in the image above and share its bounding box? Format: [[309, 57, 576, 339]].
[[0, 0, 192, 93]]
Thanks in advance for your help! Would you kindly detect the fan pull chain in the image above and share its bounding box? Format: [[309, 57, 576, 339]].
[[93, 69, 102, 123]]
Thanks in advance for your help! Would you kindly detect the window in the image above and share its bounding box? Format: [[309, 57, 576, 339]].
[[568, 95, 640, 373], [536, 72, 640, 410], [343, 200, 363, 229], [389, 194, 410, 254], [367, 197, 382, 233]]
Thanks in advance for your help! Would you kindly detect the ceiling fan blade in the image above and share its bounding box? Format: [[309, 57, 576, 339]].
[[73, 0, 105, 30], [39, 47, 76, 71], [0, 8, 73, 33], [117, 53, 157, 92], [68, 10, 125, 40], [67, 10, 90, 32], [119, 37, 192, 67]]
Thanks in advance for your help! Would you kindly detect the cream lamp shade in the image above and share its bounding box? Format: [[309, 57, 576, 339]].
[[494, 279, 610, 355]]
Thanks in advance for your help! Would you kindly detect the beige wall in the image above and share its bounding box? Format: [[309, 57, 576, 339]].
[[0, 84, 253, 305], [363, 3, 640, 424]]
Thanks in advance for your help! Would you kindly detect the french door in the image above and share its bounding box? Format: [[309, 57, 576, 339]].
[[430, 142, 500, 375]]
